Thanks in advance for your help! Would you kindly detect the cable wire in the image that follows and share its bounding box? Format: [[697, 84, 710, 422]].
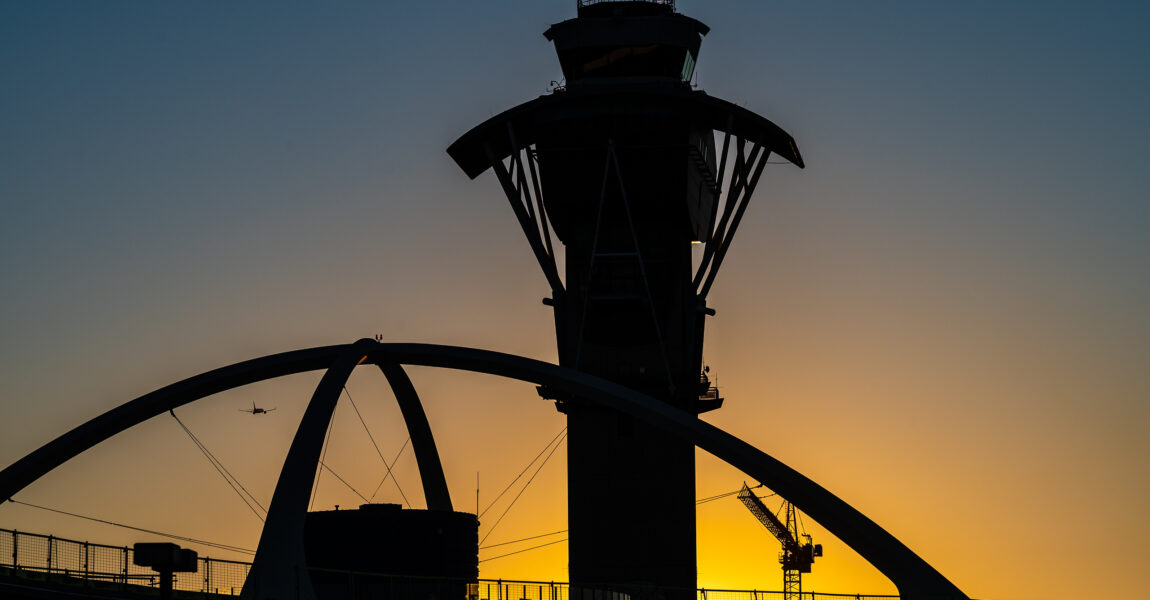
[[319, 462, 369, 504], [344, 385, 409, 507], [169, 410, 265, 521], [480, 431, 566, 546], [7, 498, 255, 555], [310, 404, 337, 511], [480, 427, 566, 519], [479, 537, 567, 563], [696, 483, 769, 505], [480, 529, 568, 550], [369, 437, 410, 502], [696, 489, 741, 504]]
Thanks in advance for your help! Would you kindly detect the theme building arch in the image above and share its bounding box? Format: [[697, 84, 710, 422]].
[[0, 340, 967, 600]]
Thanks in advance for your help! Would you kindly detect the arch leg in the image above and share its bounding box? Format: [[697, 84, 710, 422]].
[[242, 341, 371, 600], [377, 363, 452, 511]]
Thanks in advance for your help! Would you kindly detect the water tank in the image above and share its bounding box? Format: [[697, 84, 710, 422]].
[[305, 503, 478, 600]]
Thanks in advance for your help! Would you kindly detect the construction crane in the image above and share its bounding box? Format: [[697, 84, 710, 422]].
[[738, 483, 822, 600]]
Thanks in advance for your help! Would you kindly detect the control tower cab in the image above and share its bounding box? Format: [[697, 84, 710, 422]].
[[549, 0, 707, 85]]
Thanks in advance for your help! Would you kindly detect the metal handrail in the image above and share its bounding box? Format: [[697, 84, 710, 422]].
[[579, 0, 675, 9]]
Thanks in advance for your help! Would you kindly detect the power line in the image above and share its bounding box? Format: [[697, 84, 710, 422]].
[[480, 529, 568, 550], [480, 431, 566, 546], [169, 410, 265, 521], [344, 385, 409, 507], [480, 427, 566, 519], [480, 485, 764, 560], [7, 498, 255, 555], [174, 410, 266, 514], [479, 537, 567, 563]]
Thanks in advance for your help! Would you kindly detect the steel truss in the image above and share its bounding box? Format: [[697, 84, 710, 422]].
[[483, 121, 776, 308]]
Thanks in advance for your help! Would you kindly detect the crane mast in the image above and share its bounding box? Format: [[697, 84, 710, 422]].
[[738, 484, 822, 600]]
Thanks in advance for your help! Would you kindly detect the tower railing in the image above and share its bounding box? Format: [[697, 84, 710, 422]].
[[578, 0, 675, 9]]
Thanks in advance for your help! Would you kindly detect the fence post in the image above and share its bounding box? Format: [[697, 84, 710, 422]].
[[12, 530, 17, 569], [83, 541, 89, 584], [122, 546, 129, 585]]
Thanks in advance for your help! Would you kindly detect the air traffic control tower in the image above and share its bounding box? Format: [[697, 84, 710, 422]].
[[449, 1, 804, 595]]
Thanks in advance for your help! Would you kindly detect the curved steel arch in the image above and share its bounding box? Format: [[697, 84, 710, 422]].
[[244, 345, 454, 600], [0, 340, 967, 599], [0, 343, 452, 514]]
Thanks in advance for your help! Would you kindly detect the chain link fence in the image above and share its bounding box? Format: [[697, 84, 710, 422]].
[[1, 527, 250, 594]]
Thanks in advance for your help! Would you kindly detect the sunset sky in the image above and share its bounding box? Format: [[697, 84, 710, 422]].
[[1, 2, 1148, 600]]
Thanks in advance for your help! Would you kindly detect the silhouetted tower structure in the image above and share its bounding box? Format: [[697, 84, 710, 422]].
[[449, 0, 803, 596]]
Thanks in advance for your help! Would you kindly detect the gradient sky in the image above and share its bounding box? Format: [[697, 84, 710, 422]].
[[2, 2, 1148, 599]]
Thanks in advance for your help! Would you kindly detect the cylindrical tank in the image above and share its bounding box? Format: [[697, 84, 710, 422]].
[[304, 503, 478, 600]]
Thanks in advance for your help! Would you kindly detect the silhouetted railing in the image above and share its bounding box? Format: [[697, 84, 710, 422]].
[[473, 580, 899, 600], [0, 527, 250, 594], [1, 527, 902, 600]]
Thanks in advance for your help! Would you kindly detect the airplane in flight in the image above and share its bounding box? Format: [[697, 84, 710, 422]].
[[239, 402, 276, 415]]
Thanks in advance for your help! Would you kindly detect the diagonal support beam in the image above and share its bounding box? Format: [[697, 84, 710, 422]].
[[525, 146, 555, 261], [608, 144, 676, 393], [694, 138, 762, 291], [507, 126, 556, 264], [484, 142, 564, 294], [713, 115, 734, 195], [572, 144, 618, 371], [699, 147, 770, 299]]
